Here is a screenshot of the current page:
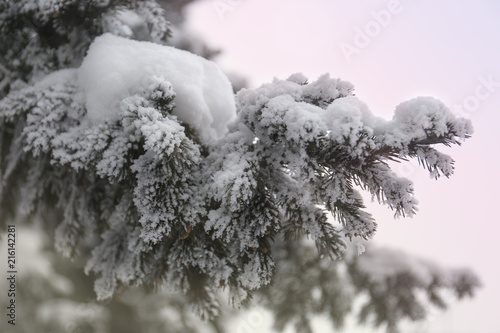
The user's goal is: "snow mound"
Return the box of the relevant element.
[78,33,236,141]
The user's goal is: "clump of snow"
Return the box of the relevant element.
[380,96,473,148]
[286,72,308,84]
[78,33,236,141]
[355,247,444,286]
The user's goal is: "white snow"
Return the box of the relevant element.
[78,33,236,141]
[355,246,446,286]
[35,68,78,88]
[381,96,473,148]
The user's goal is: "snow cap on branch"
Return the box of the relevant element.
[78,33,236,141]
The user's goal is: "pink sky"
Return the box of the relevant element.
[187,1,500,332]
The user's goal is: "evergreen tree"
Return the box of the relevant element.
[0,1,480,332]
[0,0,171,97]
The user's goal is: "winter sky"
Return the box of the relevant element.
[186,1,500,332]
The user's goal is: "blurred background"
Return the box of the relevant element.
[184,0,500,332]
[1,0,499,332]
